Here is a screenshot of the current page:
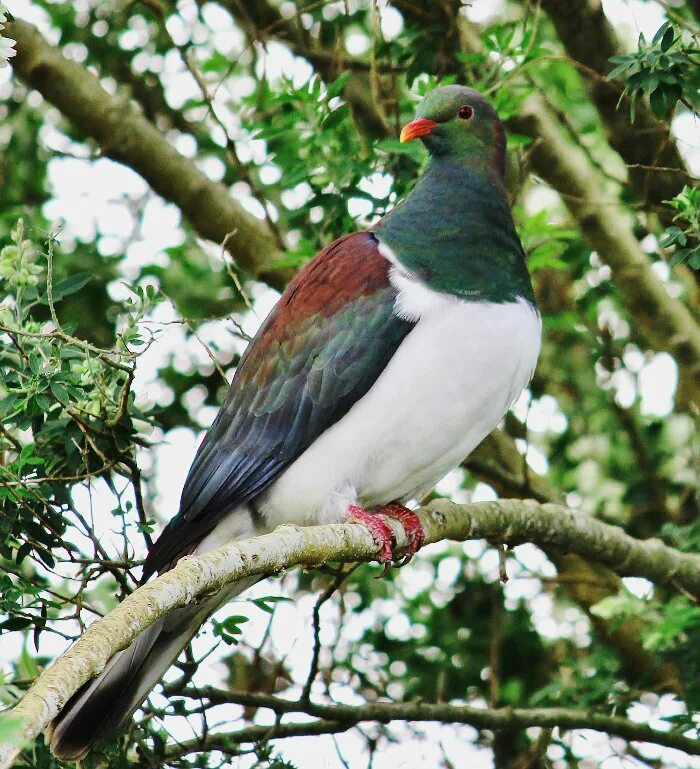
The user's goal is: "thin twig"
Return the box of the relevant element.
[301,565,356,703]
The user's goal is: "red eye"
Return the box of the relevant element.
[458,104,474,120]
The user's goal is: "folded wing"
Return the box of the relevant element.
[143,231,414,578]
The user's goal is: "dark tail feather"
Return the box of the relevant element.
[48,578,256,761]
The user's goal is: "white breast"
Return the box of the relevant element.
[259,248,541,528]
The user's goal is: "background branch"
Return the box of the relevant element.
[164,687,700,757]
[6,19,291,290]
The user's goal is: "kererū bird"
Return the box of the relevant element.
[49,85,540,760]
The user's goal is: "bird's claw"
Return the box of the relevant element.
[347,505,394,566]
[378,503,425,566]
[348,503,425,576]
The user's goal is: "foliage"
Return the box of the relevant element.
[608,21,700,120]
[661,185,700,269]
[0,219,158,650]
[0,3,16,68]
[241,73,379,267]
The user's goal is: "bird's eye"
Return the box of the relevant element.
[458,104,474,120]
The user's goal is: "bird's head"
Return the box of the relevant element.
[400,86,506,177]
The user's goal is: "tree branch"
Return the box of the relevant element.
[155,720,349,765]
[6,18,290,290]
[166,687,700,757]
[1,498,699,767]
[464,431,557,504]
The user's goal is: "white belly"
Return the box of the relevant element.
[258,276,541,528]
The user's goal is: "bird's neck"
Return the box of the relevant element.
[376,158,535,306]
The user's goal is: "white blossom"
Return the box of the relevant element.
[0,2,16,68]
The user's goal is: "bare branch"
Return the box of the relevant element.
[169,687,700,757]
[157,720,349,764]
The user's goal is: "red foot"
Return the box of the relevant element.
[377,503,425,565]
[348,505,394,564]
[347,503,425,573]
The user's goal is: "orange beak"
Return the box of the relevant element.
[399,118,438,143]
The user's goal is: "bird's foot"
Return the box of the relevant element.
[347,503,425,575]
[376,503,425,566]
[347,505,394,565]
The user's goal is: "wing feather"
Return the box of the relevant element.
[143,232,414,578]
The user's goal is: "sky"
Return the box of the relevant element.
[1,0,699,767]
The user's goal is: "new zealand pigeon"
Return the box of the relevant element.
[49,85,540,760]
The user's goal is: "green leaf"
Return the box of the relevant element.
[212,614,250,645]
[590,592,646,622]
[326,71,351,100]
[252,596,292,614]
[47,271,92,303]
[506,134,534,148]
[15,543,32,565]
[49,381,70,402]
[0,715,26,747]
[0,616,33,631]
[660,25,675,52]
[642,597,700,651]
[201,50,231,74]
[649,84,677,118]
[607,62,632,80]
[220,614,249,630]
[28,351,42,374]
[322,104,349,131]
[652,21,671,46]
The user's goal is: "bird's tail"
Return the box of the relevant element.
[48,575,257,761]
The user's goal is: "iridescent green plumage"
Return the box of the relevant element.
[377,86,534,305]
